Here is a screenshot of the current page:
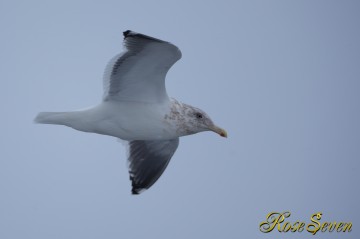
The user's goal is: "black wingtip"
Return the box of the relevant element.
[122,30,167,44]
[123,30,132,38]
[132,187,147,195]
[130,175,143,195]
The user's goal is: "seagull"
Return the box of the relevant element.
[35,30,227,194]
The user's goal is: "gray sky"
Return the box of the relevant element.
[1,1,359,238]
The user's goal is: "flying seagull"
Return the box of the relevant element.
[35,30,227,194]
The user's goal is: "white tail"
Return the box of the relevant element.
[34,112,69,125]
[34,110,93,133]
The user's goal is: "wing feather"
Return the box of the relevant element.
[103,31,182,103]
[127,138,179,194]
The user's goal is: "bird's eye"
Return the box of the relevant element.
[195,113,203,119]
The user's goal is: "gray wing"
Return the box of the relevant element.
[103,30,182,103]
[127,138,179,194]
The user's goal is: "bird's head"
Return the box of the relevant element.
[176,103,227,138]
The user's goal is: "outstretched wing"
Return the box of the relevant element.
[127,138,179,194]
[103,30,182,103]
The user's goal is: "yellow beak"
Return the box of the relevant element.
[210,125,228,138]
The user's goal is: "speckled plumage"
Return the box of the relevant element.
[164,98,215,136]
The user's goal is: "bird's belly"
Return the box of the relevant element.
[101,119,176,140]
[93,101,177,140]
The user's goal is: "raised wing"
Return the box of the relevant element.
[103,30,182,103]
[127,138,179,194]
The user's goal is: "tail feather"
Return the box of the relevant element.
[34,110,92,133]
[34,112,67,125]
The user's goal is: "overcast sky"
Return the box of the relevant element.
[1,1,359,238]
